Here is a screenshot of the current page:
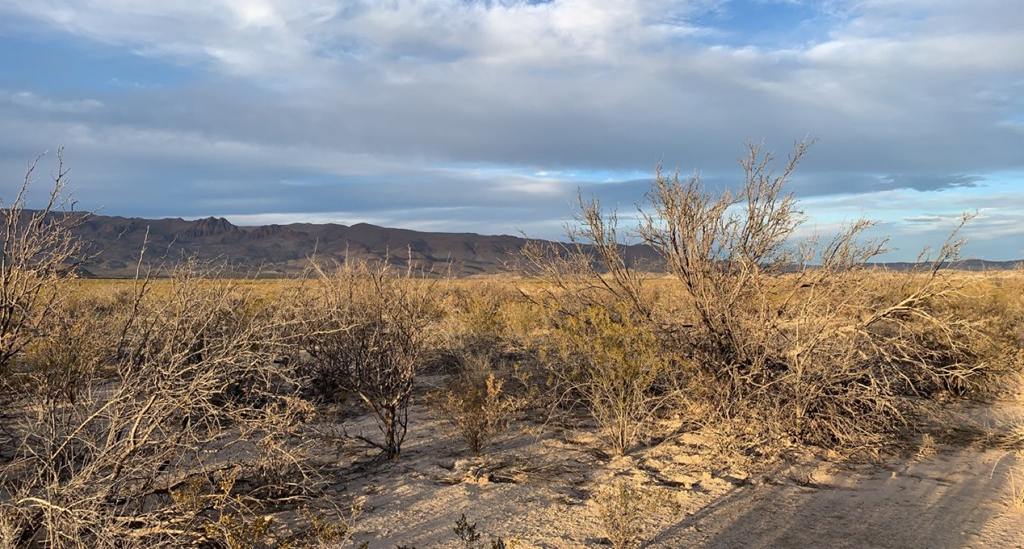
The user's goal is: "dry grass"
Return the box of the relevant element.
[3,265,1021,546]
[1007,461,1024,509]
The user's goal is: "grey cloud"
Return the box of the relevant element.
[786,172,989,197]
[876,174,984,192]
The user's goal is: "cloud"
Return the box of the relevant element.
[875,174,984,192]
[4,1,1021,171]
[0,0,1021,258]
[8,91,104,114]
[902,214,949,224]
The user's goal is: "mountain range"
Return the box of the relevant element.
[40,213,1023,278]
[70,213,659,277]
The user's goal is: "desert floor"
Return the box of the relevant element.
[314,376,1024,548]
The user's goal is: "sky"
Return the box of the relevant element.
[1,0,1022,261]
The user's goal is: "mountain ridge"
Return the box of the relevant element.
[68,212,591,277]
[21,211,1024,277]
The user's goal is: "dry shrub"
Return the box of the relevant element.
[13,292,118,406]
[435,351,524,455]
[444,281,515,351]
[0,259,313,548]
[929,272,1024,395]
[169,469,367,549]
[640,141,992,452]
[293,259,440,459]
[185,468,275,549]
[527,140,1004,457]
[429,279,546,383]
[519,191,652,323]
[394,514,508,549]
[300,503,368,549]
[0,148,89,399]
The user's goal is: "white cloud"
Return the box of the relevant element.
[0,0,1022,257]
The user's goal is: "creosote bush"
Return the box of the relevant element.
[547,302,669,455]
[641,142,988,451]
[594,481,646,549]
[593,480,677,549]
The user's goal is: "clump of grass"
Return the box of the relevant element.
[593,480,677,549]
[435,352,524,456]
[1008,463,1024,510]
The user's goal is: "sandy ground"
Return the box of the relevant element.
[318,378,1023,549]
[678,447,1021,549]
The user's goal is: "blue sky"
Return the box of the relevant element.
[1,0,1022,260]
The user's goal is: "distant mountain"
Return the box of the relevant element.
[66,213,660,277]
[871,259,1024,272]
[14,212,1020,278]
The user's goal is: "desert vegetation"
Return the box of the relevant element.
[1,145,1022,547]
